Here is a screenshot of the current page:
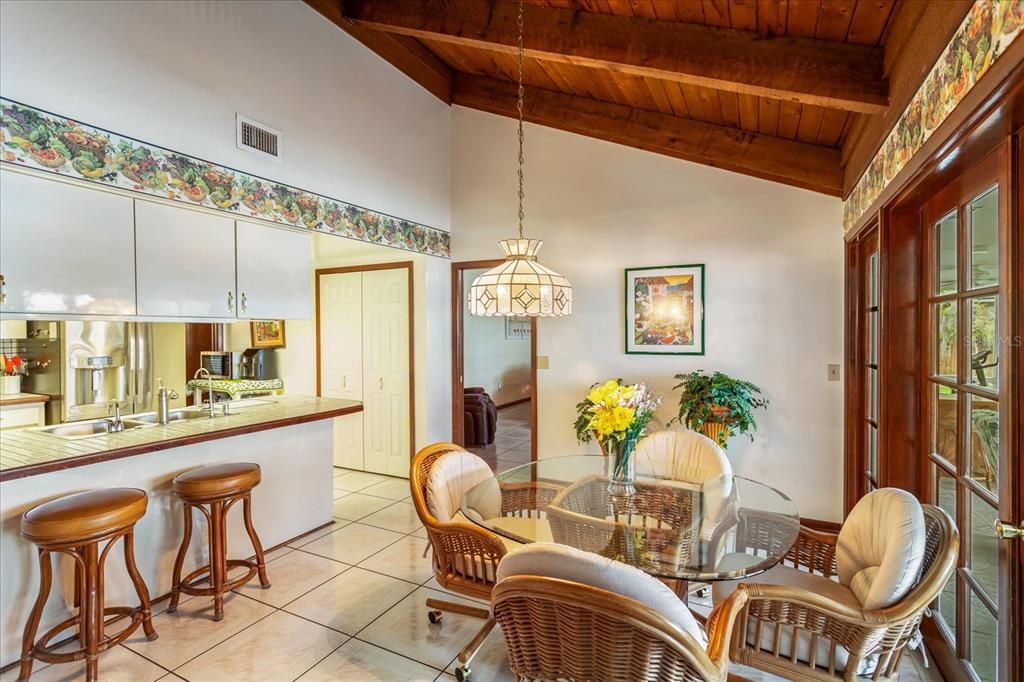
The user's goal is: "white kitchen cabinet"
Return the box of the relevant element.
[236,221,311,320]
[0,170,136,316]
[0,402,46,430]
[135,201,237,318]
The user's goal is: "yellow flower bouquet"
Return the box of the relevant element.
[575,379,660,495]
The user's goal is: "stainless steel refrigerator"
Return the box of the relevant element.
[22,321,155,423]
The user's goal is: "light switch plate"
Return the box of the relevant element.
[537,355,550,370]
[828,364,841,381]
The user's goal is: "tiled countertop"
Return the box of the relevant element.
[0,395,361,481]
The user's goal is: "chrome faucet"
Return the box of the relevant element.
[106,399,125,432]
[193,367,216,418]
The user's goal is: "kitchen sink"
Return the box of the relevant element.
[129,408,213,424]
[35,419,152,440]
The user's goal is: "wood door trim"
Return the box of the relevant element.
[315,261,416,462]
[451,260,538,462]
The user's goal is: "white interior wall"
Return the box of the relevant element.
[451,107,846,522]
[462,268,532,405]
[0,0,451,231]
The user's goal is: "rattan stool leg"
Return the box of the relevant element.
[209,500,226,621]
[82,542,100,682]
[242,494,271,588]
[123,531,158,640]
[17,549,51,681]
[167,502,193,613]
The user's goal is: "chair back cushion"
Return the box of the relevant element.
[426,449,500,523]
[496,543,707,646]
[635,429,731,483]
[837,488,926,610]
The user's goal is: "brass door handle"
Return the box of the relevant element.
[995,519,1023,539]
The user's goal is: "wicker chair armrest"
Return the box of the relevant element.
[428,517,508,561]
[499,481,564,515]
[704,587,748,670]
[740,582,865,623]
[783,525,839,577]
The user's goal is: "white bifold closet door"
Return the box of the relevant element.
[318,267,409,476]
[361,268,410,477]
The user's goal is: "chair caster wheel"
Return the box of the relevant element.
[455,665,470,681]
[428,609,443,624]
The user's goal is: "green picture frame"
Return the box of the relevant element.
[624,264,705,356]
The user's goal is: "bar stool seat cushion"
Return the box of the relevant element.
[22,488,148,543]
[173,462,261,498]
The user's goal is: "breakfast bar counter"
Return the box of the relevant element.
[0,395,361,480]
[0,395,360,667]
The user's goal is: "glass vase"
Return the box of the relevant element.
[604,436,638,496]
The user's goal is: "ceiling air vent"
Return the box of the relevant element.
[236,114,280,161]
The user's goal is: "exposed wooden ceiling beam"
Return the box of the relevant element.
[305,0,453,103]
[453,74,842,196]
[343,0,888,114]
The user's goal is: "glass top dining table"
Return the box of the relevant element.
[461,455,801,583]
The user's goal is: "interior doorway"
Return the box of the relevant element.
[451,260,537,471]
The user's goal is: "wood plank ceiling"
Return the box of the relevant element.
[306,0,913,196]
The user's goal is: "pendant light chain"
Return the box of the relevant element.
[516,0,525,240]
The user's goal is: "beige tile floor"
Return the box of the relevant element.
[4,464,941,682]
[468,402,533,474]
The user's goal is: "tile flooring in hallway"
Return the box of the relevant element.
[467,401,532,474]
[2,465,940,682]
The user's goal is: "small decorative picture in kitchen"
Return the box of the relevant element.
[625,264,704,355]
[251,320,286,349]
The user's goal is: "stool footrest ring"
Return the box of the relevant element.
[34,606,152,664]
[178,559,259,597]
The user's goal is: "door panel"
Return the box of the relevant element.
[135,201,236,318]
[318,272,363,469]
[361,268,410,477]
[0,170,136,316]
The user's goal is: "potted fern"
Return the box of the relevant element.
[671,370,768,448]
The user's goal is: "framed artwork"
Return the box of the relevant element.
[250,320,286,349]
[625,264,705,355]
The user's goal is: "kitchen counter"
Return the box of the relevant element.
[0,391,49,406]
[0,394,361,481]
[0,393,359,666]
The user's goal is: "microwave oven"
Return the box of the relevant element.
[200,351,235,379]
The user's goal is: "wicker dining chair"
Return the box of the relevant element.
[714,489,959,681]
[410,442,559,681]
[492,543,750,681]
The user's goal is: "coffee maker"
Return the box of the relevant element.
[238,348,278,380]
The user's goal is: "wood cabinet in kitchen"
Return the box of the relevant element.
[235,220,311,320]
[135,201,237,318]
[0,170,136,316]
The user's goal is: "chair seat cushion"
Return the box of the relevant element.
[498,543,707,647]
[713,562,861,672]
[22,488,148,543]
[173,462,261,498]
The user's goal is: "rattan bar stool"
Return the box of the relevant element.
[167,462,271,621]
[18,488,157,682]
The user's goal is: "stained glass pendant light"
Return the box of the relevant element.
[467,0,572,318]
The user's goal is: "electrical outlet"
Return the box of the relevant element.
[537,355,550,370]
[828,364,841,381]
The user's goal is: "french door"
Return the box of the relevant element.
[922,143,1018,682]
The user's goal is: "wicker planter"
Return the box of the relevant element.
[698,405,733,446]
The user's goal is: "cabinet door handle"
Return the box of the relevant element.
[378,377,384,390]
[227,291,234,313]
[241,292,247,313]
[0,274,6,305]
[342,375,347,389]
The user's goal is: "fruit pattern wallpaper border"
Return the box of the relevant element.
[0,98,451,258]
[843,0,1023,234]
